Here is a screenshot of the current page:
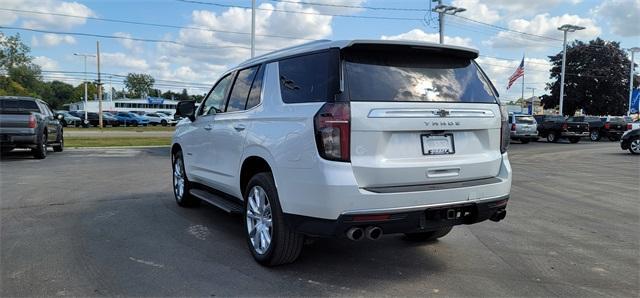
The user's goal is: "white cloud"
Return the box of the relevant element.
[486,13,601,49]
[381,29,473,48]
[101,52,149,72]
[33,56,59,70]
[477,56,552,100]
[113,32,144,54]
[592,0,640,37]
[453,0,500,24]
[1,0,94,30]
[31,33,76,47]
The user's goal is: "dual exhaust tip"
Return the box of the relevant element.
[346,226,383,241]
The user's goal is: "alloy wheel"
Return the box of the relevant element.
[246,186,273,255]
[173,157,185,201]
[631,139,640,154]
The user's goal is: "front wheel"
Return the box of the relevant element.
[629,137,640,155]
[547,133,559,143]
[404,227,453,242]
[161,120,168,126]
[244,172,304,266]
[590,130,601,141]
[569,137,581,143]
[53,134,64,152]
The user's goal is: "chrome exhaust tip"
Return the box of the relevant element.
[365,226,383,240]
[346,227,364,241]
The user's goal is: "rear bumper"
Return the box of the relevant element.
[276,152,512,221]
[561,131,589,137]
[284,196,509,237]
[0,133,37,147]
[510,131,538,139]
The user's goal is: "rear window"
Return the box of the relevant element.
[515,116,535,124]
[344,50,496,103]
[0,99,39,114]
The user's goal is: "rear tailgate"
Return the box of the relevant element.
[343,44,503,189]
[350,103,502,188]
[566,121,589,133]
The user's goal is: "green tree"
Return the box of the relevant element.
[542,38,634,116]
[124,73,155,98]
[0,33,33,70]
[179,88,189,101]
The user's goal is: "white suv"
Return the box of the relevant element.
[171,40,512,266]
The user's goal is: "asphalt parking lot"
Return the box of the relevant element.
[1,141,638,297]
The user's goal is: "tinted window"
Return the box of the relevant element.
[226,66,259,112]
[345,50,496,103]
[515,116,535,124]
[0,99,39,114]
[200,74,233,116]
[278,51,339,103]
[246,65,264,110]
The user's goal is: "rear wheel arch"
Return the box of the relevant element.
[171,143,183,161]
[240,156,273,195]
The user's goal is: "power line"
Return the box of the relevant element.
[0,26,277,51]
[450,15,562,42]
[267,0,429,11]
[40,70,212,86]
[176,0,424,21]
[0,7,314,41]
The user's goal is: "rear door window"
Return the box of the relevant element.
[344,50,497,103]
[246,65,265,110]
[278,51,339,103]
[226,65,259,112]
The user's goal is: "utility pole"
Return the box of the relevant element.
[96,41,103,129]
[628,47,640,116]
[432,1,466,44]
[73,52,95,126]
[557,24,585,116]
[251,0,255,57]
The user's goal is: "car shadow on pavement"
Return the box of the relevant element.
[0,149,41,161]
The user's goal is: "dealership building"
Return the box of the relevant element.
[68,97,180,114]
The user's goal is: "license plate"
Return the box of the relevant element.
[421,134,455,155]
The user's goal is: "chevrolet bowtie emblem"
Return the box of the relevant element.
[436,109,450,117]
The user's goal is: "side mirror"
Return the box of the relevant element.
[176,100,196,122]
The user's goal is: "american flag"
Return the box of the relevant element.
[507,57,525,90]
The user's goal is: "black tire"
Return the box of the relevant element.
[244,172,304,266]
[32,132,47,159]
[404,227,453,242]
[53,133,64,152]
[521,139,530,144]
[547,133,559,143]
[628,137,640,155]
[569,137,580,143]
[589,130,601,141]
[172,151,199,207]
[161,120,168,126]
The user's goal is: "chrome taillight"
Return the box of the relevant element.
[314,102,350,162]
[500,105,510,154]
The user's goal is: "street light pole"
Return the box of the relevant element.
[432,1,466,44]
[251,0,255,57]
[628,47,640,116]
[557,24,585,116]
[73,53,96,126]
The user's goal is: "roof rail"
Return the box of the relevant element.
[242,39,331,64]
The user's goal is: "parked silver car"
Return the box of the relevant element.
[509,113,538,143]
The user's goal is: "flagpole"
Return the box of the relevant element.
[521,55,525,113]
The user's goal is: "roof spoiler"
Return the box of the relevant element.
[343,41,479,60]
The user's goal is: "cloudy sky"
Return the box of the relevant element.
[1,0,638,100]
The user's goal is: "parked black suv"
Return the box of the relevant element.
[567,116,625,141]
[534,114,589,143]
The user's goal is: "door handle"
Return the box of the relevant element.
[233,124,246,131]
[204,124,213,131]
